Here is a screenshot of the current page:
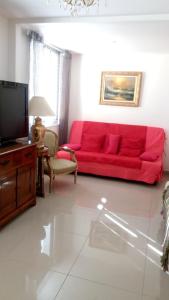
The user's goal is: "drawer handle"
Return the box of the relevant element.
[0,159,10,166]
[25,152,32,158]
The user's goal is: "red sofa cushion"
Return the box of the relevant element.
[75,151,142,169]
[81,134,105,152]
[103,134,121,154]
[119,137,145,157]
[140,151,159,161]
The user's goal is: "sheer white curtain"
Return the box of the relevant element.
[29,31,72,144]
[29,39,60,126]
[58,51,71,145]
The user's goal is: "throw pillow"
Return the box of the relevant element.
[140,151,159,161]
[103,134,121,154]
[81,134,105,152]
[119,137,145,157]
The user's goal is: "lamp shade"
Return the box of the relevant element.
[29,96,55,116]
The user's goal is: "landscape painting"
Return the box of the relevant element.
[100,71,142,107]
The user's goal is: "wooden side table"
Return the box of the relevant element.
[36,146,48,197]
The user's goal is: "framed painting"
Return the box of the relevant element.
[100,71,142,107]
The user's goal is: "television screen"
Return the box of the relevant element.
[0,80,28,146]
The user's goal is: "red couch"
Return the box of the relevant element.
[62,120,165,184]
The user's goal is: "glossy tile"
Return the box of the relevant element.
[37,271,65,300]
[0,213,34,257]
[143,247,169,299]
[70,219,146,294]
[142,297,158,300]
[55,276,141,300]
[0,173,169,300]
[8,230,86,274]
[36,202,98,237]
[117,213,150,234]
[44,174,104,211]
[148,204,165,245]
[95,180,154,218]
[51,207,98,236]
[0,258,66,300]
[97,209,149,253]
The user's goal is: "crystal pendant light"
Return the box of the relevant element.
[60,0,99,15]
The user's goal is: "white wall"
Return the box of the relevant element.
[69,51,169,170]
[8,22,30,84]
[15,24,30,84]
[0,18,29,84]
[0,16,8,80]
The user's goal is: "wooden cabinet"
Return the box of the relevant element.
[0,143,36,228]
[0,170,17,220]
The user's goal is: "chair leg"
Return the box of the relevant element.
[49,175,52,193]
[49,171,53,193]
[74,170,77,184]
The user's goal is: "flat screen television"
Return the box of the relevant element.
[0,80,28,147]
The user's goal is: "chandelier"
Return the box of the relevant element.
[59,0,99,15]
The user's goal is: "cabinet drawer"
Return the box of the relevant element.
[22,147,36,163]
[13,152,22,166]
[0,154,13,175]
[0,170,17,220]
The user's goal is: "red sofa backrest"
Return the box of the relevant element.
[69,120,165,156]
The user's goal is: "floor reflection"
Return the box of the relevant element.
[89,197,167,272]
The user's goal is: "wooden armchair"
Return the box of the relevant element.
[44,129,77,193]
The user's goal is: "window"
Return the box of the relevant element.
[28,31,71,144]
[29,39,61,126]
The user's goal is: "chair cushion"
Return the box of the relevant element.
[57,150,71,160]
[44,158,77,175]
[103,134,121,154]
[81,134,105,152]
[119,137,145,157]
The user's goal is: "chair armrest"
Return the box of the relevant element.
[59,146,77,163]
[59,146,74,154]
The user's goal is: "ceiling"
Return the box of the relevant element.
[1,0,169,54]
[34,21,169,54]
[0,0,169,19]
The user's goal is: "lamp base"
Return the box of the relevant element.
[31,117,46,149]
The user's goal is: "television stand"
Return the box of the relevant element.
[0,142,36,228]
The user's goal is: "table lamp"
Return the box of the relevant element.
[29,96,55,148]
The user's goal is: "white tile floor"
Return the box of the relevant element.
[0,174,169,300]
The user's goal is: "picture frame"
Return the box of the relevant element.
[100,71,142,107]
